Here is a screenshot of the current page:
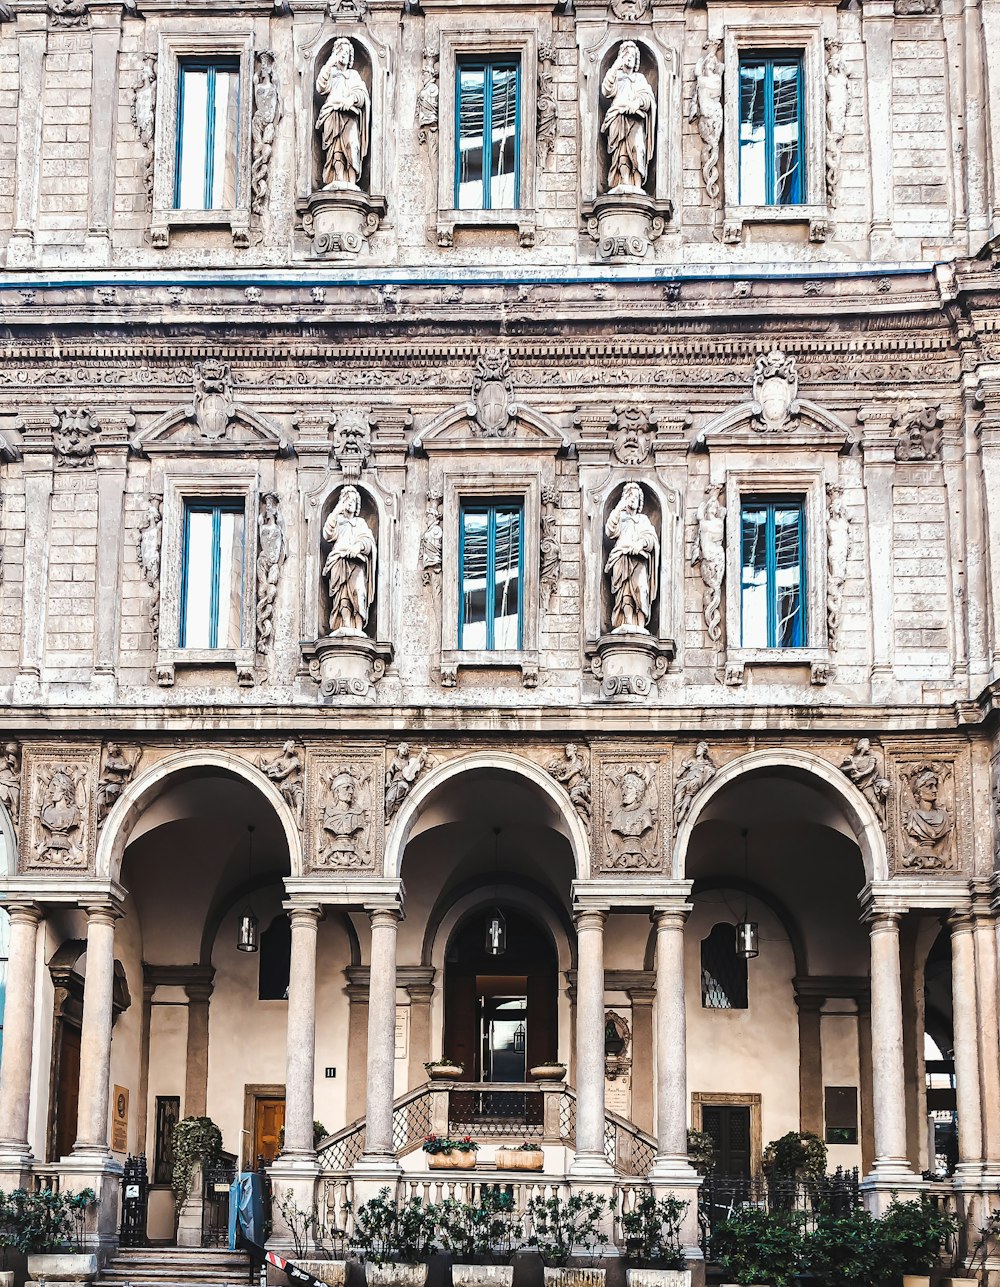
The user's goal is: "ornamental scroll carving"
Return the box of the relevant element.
[898,761,956,871]
[537,43,557,168]
[22,750,96,870]
[540,485,561,609]
[256,491,287,654]
[415,47,439,149]
[688,41,724,207]
[601,762,661,870]
[419,492,443,587]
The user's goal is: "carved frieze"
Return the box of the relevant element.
[21,747,97,871]
[673,742,717,829]
[546,743,592,822]
[597,760,664,871]
[826,484,851,653]
[310,751,383,871]
[256,742,305,829]
[385,743,436,820]
[256,491,287,654]
[691,484,726,646]
[52,408,99,467]
[96,744,141,828]
[251,51,280,220]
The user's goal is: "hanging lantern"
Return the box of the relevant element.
[238,908,260,953]
[486,907,507,956]
[513,1022,525,1052]
[735,920,759,959]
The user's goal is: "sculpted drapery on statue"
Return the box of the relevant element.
[604,481,659,634]
[323,485,377,636]
[316,37,370,189]
[601,42,656,192]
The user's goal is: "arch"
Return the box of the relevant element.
[384,751,591,879]
[96,749,304,883]
[672,747,887,884]
[426,883,574,977]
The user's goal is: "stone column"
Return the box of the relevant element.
[344,968,370,1124]
[866,910,915,1186]
[570,909,613,1178]
[359,908,400,1171]
[283,907,322,1160]
[0,905,42,1168]
[950,912,984,1178]
[974,903,1000,1180]
[626,984,655,1136]
[183,972,215,1121]
[73,906,119,1158]
[795,989,825,1139]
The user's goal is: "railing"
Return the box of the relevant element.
[698,1168,862,1259]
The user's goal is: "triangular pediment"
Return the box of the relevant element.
[133,404,291,456]
[414,403,568,453]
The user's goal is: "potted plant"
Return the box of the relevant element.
[440,1189,520,1287]
[620,1191,690,1286]
[801,1211,898,1287]
[713,1206,804,1287]
[351,1188,438,1287]
[880,1195,958,1287]
[686,1130,716,1175]
[529,1062,567,1082]
[526,1190,608,1287]
[424,1059,465,1080]
[7,1186,98,1283]
[958,1206,1000,1287]
[274,1188,347,1285]
[422,1134,479,1170]
[495,1142,545,1172]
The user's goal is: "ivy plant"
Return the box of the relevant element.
[171,1116,223,1209]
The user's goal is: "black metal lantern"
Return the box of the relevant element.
[486,907,507,956]
[237,824,259,954]
[736,827,759,959]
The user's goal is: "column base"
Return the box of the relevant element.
[53,1154,123,1257]
[568,1152,616,1181]
[860,1161,921,1213]
[0,1143,35,1191]
[268,1161,322,1254]
[352,1154,402,1178]
[647,1154,702,1185]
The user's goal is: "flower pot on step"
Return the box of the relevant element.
[26,1252,99,1283]
[296,1262,347,1286]
[428,1150,477,1170]
[452,1266,514,1287]
[495,1148,544,1171]
[626,1271,691,1287]
[367,1263,430,1287]
[542,1269,606,1287]
[530,1064,566,1082]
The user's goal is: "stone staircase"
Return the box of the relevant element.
[95,1247,253,1287]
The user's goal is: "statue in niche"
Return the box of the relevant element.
[688,41,724,204]
[901,763,954,870]
[317,768,370,867]
[323,485,377,636]
[316,37,370,189]
[96,743,141,828]
[673,742,718,827]
[839,738,890,826]
[546,743,592,821]
[601,42,656,193]
[604,481,659,634]
[0,741,21,823]
[385,743,436,819]
[35,765,88,866]
[691,485,726,645]
[257,741,304,829]
[604,764,658,869]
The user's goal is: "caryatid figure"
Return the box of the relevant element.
[601,41,656,192]
[316,37,371,188]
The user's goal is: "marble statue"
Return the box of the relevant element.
[258,741,304,829]
[839,738,890,825]
[688,41,724,204]
[323,485,377,636]
[546,743,592,821]
[316,37,370,188]
[604,481,659,634]
[601,42,656,192]
[96,743,140,827]
[691,485,726,645]
[673,742,718,826]
[0,741,21,822]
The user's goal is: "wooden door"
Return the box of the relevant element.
[701,1104,752,1178]
[54,1023,81,1160]
[444,971,479,1078]
[253,1097,285,1165]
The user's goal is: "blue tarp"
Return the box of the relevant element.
[229,1171,266,1252]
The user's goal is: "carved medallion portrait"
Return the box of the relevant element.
[21,746,98,872]
[309,750,384,873]
[598,760,664,871]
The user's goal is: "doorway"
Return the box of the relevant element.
[51,1022,81,1160]
[693,1091,762,1178]
[243,1086,285,1167]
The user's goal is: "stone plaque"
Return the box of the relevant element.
[112,1085,129,1153]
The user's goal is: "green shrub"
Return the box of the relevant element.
[803,1211,900,1287]
[880,1195,957,1274]
[2,1187,97,1255]
[713,1206,804,1287]
[620,1191,687,1269]
[439,1189,519,1263]
[526,1191,607,1267]
[350,1187,438,1265]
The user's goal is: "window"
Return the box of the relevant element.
[175,60,240,210]
[180,499,245,649]
[455,60,520,211]
[153,1095,180,1185]
[740,499,806,648]
[738,54,804,205]
[824,1086,858,1145]
[459,502,523,650]
[258,914,291,1002]
[701,923,749,1010]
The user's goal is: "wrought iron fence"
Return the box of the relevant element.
[699,1168,862,1259]
[449,1089,544,1138]
[202,1160,237,1247]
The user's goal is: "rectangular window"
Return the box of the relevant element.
[153,1095,180,1186]
[175,60,241,210]
[738,54,804,205]
[459,502,523,650]
[180,500,245,649]
[824,1085,858,1145]
[455,59,520,211]
[740,498,806,648]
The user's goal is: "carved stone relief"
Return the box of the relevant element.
[898,761,956,871]
[750,349,800,433]
[605,481,659,634]
[839,739,890,827]
[895,406,944,461]
[256,491,287,654]
[52,408,99,467]
[0,741,21,829]
[419,492,443,587]
[310,753,383,870]
[537,42,557,168]
[825,41,849,206]
[22,751,96,870]
[540,485,560,609]
[317,37,370,190]
[136,494,162,641]
[385,743,436,819]
[546,743,592,821]
[688,41,724,207]
[323,485,376,636]
[602,42,656,194]
[331,408,372,479]
[132,54,157,209]
[191,361,235,440]
[256,742,304,829]
[826,484,851,653]
[993,761,1000,865]
[251,51,280,220]
[48,0,88,26]
[673,742,717,828]
[611,407,657,465]
[470,349,517,438]
[691,484,726,646]
[96,744,141,828]
[415,47,439,149]
[600,762,661,870]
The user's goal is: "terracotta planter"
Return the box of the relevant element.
[367,1264,429,1287]
[495,1148,544,1171]
[530,1065,566,1081]
[26,1252,98,1283]
[296,1262,347,1286]
[542,1270,606,1287]
[452,1266,514,1287]
[626,1272,691,1287]
[425,1064,465,1080]
[428,1149,477,1169]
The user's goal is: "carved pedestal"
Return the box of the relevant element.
[583,192,672,262]
[588,633,673,700]
[301,188,387,260]
[304,635,393,700]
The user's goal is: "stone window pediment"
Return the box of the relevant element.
[132,362,291,458]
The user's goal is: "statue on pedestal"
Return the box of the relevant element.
[316,37,370,188]
[601,42,656,192]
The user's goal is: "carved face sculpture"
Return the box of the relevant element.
[620,772,645,808]
[914,770,940,808]
[333,776,356,808]
[333,37,353,70]
[622,482,643,515]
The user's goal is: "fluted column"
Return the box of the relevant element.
[570,909,613,1178]
[73,905,119,1158]
[359,908,400,1170]
[950,912,984,1178]
[0,905,43,1164]
[282,907,321,1160]
[866,910,914,1183]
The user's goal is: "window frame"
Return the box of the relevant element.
[737,52,806,208]
[174,58,242,213]
[150,28,255,248]
[179,497,247,651]
[738,495,807,649]
[454,58,522,213]
[458,499,525,651]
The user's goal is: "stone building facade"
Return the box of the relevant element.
[0,0,997,1275]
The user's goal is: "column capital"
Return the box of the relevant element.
[368,906,401,931]
[574,908,607,932]
[184,980,215,1004]
[84,903,121,927]
[652,904,692,932]
[947,909,977,936]
[865,907,902,932]
[4,903,43,928]
[287,904,323,929]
